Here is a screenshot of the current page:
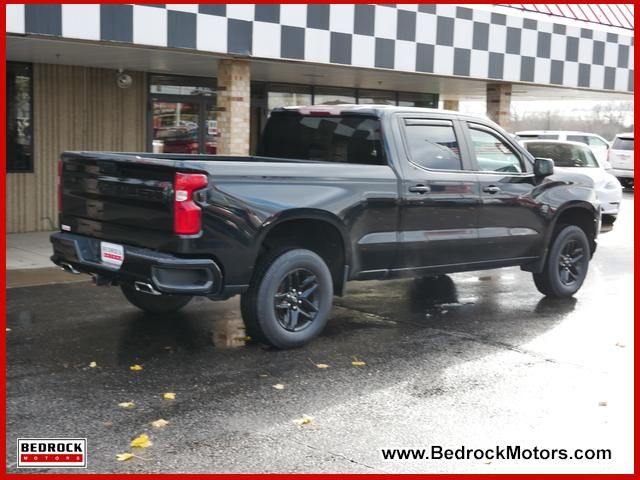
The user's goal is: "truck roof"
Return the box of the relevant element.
[516,130,602,136]
[614,132,633,139]
[273,104,472,119]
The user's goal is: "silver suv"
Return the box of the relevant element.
[608,133,634,188]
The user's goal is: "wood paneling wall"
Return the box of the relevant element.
[6,64,147,233]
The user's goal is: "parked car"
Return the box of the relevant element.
[608,132,634,189]
[515,130,610,166]
[51,106,601,348]
[521,140,622,224]
[154,125,217,154]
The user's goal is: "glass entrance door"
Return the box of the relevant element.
[148,74,218,155]
[150,98,217,154]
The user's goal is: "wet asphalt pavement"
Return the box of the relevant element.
[6,192,634,474]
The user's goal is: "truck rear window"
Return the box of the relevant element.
[612,137,634,151]
[260,113,386,165]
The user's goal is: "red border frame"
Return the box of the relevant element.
[2,1,637,477]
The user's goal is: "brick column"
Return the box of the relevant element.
[486,83,512,130]
[216,59,250,155]
[443,99,459,111]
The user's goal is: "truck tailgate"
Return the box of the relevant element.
[60,153,177,247]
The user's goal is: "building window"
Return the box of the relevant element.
[313,86,356,105]
[149,74,215,96]
[7,62,34,172]
[398,92,438,108]
[267,83,312,112]
[357,89,396,105]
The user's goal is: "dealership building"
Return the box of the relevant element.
[6,3,634,233]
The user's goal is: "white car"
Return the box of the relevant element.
[516,130,610,166]
[522,140,622,223]
[608,133,634,189]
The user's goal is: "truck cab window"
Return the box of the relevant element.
[260,114,386,166]
[403,123,462,170]
[470,128,523,173]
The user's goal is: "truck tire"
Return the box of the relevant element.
[619,178,633,189]
[241,248,333,349]
[120,284,192,314]
[533,225,590,298]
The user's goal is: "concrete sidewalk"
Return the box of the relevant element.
[6,231,55,269]
[6,231,89,288]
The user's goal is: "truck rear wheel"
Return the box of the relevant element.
[241,248,333,349]
[120,284,192,314]
[533,225,590,298]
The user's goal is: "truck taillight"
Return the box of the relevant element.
[174,172,208,235]
[57,160,63,213]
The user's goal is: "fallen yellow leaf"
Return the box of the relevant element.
[116,452,134,462]
[316,363,330,369]
[151,419,169,428]
[162,392,176,400]
[351,361,366,366]
[6,328,12,332]
[293,414,314,426]
[129,364,143,371]
[118,401,135,409]
[233,335,252,342]
[130,433,152,448]
[89,361,97,368]
[272,384,285,390]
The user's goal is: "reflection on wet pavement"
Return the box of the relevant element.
[210,310,248,349]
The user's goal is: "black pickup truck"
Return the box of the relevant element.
[51,105,600,348]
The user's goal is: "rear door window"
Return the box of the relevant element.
[260,113,386,165]
[402,120,462,171]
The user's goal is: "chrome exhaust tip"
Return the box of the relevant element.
[134,281,162,296]
[60,262,81,274]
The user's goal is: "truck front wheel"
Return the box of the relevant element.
[120,284,192,313]
[533,225,590,298]
[241,248,333,349]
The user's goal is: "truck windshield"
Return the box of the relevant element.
[260,113,386,165]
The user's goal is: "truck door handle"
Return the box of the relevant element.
[483,185,501,194]
[409,184,431,194]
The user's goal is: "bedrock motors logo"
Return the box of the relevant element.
[17,439,87,468]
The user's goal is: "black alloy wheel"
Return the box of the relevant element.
[556,239,586,287]
[533,225,590,298]
[273,268,319,332]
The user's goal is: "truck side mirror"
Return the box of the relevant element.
[534,157,554,177]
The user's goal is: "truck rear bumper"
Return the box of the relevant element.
[50,232,223,295]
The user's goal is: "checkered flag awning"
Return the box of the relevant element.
[6,4,634,93]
